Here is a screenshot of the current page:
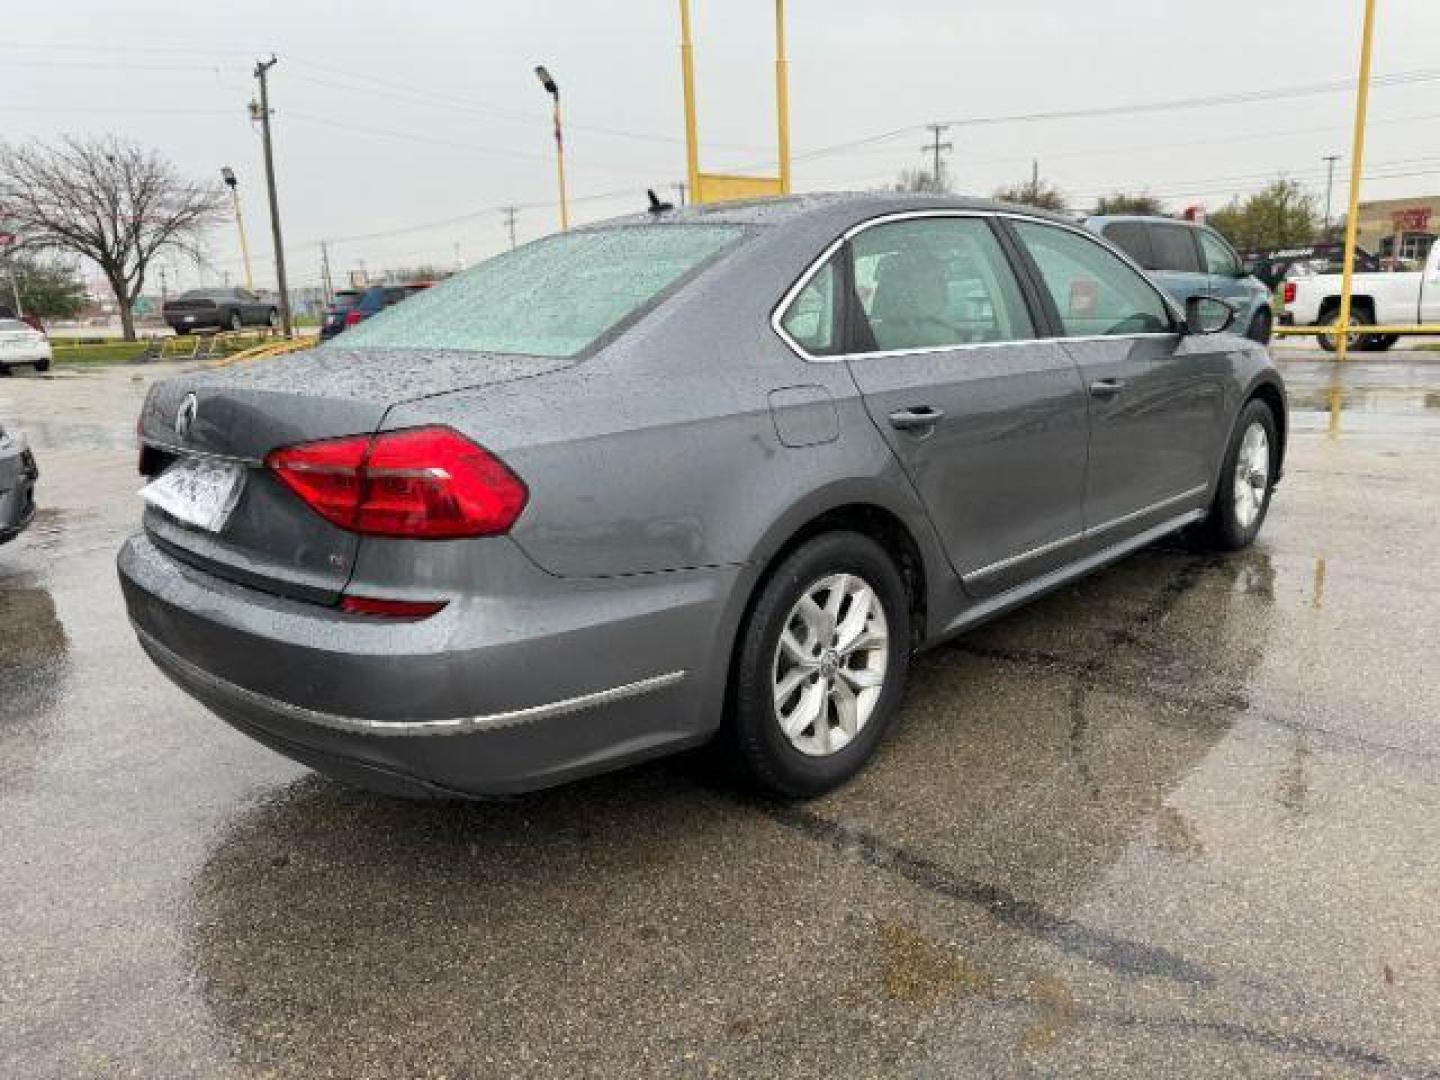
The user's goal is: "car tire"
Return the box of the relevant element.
[1197,399,1278,551]
[1245,307,1273,345]
[1361,334,1399,352]
[175,327,190,336]
[34,358,50,373]
[1316,307,1371,352]
[725,531,911,798]
[267,308,279,329]
[227,310,242,332]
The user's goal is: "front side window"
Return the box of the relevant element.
[1198,229,1242,277]
[779,253,841,355]
[336,224,744,357]
[849,217,1035,352]
[1013,221,1174,337]
[1149,224,1203,273]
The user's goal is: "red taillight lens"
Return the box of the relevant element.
[343,309,364,327]
[265,426,528,538]
[339,595,448,619]
[1282,281,1296,304]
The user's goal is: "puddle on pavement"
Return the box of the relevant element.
[0,584,70,789]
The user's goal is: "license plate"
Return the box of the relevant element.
[141,458,245,532]
[183,315,196,323]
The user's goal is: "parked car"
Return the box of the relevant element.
[163,288,279,334]
[318,289,363,342]
[0,318,52,373]
[0,305,45,335]
[0,420,38,546]
[322,284,429,341]
[119,194,1285,800]
[1284,240,1440,352]
[1242,243,1380,289]
[1084,215,1275,344]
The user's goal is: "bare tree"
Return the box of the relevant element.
[1092,192,1165,216]
[894,164,952,195]
[993,176,1068,213]
[0,136,227,340]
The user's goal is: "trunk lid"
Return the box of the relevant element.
[138,345,576,602]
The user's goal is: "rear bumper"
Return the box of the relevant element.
[0,346,50,368]
[0,436,38,544]
[118,531,738,796]
[165,312,223,330]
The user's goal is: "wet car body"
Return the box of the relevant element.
[118,193,1285,799]
[0,422,39,545]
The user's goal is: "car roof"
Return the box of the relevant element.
[588,192,1079,234]
[1085,214,1204,229]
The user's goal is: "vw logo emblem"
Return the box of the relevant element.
[175,393,199,440]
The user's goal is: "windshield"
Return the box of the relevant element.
[333,224,744,357]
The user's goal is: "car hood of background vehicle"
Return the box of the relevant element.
[140,346,580,461]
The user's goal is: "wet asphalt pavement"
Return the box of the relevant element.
[2,352,1439,1078]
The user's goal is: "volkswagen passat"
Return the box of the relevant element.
[119,194,1286,799]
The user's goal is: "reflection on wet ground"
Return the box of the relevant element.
[2,355,1439,1076]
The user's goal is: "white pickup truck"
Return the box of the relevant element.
[1284,242,1440,351]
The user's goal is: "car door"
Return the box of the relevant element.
[1007,218,1227,539]
[829,213,1091,597]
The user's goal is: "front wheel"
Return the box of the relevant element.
[227,310,243,332]
[1198,400,1277,551]
[267,308,279,329]
[1361,334,1399,352]
[34,358,51,373]
[725,532,911,797]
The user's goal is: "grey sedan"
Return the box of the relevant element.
[118,194,1285,799]
[0,421,38,546]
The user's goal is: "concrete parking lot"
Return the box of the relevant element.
[2,352,1438,1077]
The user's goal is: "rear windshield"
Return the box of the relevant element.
[333,224,744,357]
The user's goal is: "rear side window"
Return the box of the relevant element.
[336,224,744,357]
[1149,224,1203,272]
[1101,222,1155,269]
[848,217,1035,352]
[1013,221,1173,337]
[779,253,842,356]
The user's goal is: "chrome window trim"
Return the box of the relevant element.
[966,484,1209,581]
[770,207,1183,364]
[135,622,686,738]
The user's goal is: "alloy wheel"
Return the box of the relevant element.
[1233,421,1270,529]
[772,573,889,757]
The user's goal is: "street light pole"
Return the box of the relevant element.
[252,56,293,337]
[1335,0,1376,363]
[220,166,254,292]
[534,65,569,231]
[1322,155,1341,236]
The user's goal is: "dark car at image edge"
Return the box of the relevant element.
[0,421,39,546]
[119,193,1286,801]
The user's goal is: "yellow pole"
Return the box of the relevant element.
[230,186,254,292]
[1335,0,1376,362]
[679,0,701,201]
[552,97,569,231]
[775,0,791,195]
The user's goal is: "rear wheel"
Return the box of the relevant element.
[1361,334,1399,352]
[725,531,911,797]
[34,358,50,373]
[1316,307,1371,352]
[267,308,279,329]
[1245,307,1273,345]
[1198,399,1277,551]
[227,310,242,332]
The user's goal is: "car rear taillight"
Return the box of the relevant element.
[265,425,528,538]
[343,309,364,327]
[1282,281,1296,304]
[338,595,448,619]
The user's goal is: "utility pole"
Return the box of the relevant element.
[1322,154,1341,236]
[319,241,334,306]
[921,123,952,189]
[501,206,518,250]
[159,265,169,305]
[1031,158,1040,202]
[251,57,292,337]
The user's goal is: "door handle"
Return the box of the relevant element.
[1089,379,1127,398]
[888,406,945,431]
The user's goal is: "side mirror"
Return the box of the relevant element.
[1184,295,1238,335]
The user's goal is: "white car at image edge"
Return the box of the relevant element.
[0,318,53,374]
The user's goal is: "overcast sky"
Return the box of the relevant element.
[5,0,1439,292]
